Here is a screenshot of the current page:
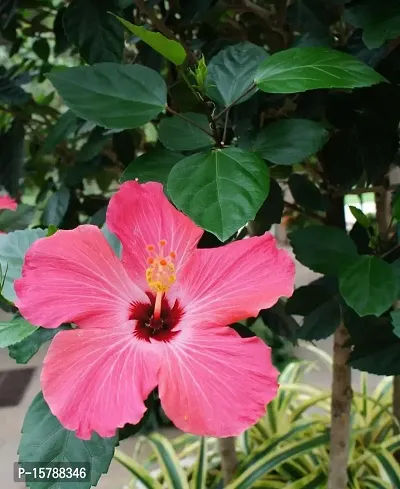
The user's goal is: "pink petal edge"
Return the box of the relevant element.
[0,195,17,211]
[106,181,203,290]
[15,225,149,329]
[42,328,161,439]
[158,322,279,436]
[171,233,295,326]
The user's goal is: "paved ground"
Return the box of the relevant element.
[0,243,383,488]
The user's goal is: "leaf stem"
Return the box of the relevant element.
[165,106,214,138]
[381,242,400,260]
[284,201,325,223]
[222,108,230,145]
[213,83,256,120]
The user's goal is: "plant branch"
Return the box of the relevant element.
[218,437,238,485]
[333,185,396,198]
[381,243,400,260]
[166,106,214,138]
[222,109,230,145]
[284,201,325,223]
[213,83,256,120]
[134,0,197,64]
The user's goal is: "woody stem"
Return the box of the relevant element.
[154,292,163,321]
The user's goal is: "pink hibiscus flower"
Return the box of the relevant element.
[0,194,17,211]
[0,194,17,234]
[15,181,295,440]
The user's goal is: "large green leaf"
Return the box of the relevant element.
[255,47,386,93]
[0,204,35,232]
[0,317,38,348]
[167,148,270,241]
[346,1,400,50]
[159,113,214,151]
[288,173,327,211]
[391,310,400,339]
[253,119,329,165]
[206,42,268,107]
[290,226,358,275]
[287,278,340,341]
[0,228,47,303]
[47,64,167,129]
[39,110,77,155]
[63,0,124,64]
[42,187,70,226]
[339,255,397,316]
[297,295,341,341]
[121,149,183,185]
[8,325,71,364]
[18,392,117,489]
[114,16,186,65]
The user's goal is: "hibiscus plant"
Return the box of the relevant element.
[0,1,400,489]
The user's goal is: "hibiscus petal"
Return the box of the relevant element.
[173,233,295,326]
[0,195,17,211]
[158,323,278,436]
[42,328,161,439]
[15,225,148,328]
[106,181,203,288]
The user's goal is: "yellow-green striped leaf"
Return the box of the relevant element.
[284,469,325,488]
[191,438,207,489]
[374,449,400,486]
[226,432,329,489]
[147,433,190,489]
[113,448,162,489]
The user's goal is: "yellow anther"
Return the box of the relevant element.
[145,239,176,293]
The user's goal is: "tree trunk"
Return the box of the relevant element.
[218,437,238,485]
[327,323,352,489]
[327,195,353,489]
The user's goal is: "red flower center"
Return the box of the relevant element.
[129,293,183,342]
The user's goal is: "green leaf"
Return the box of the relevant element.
[191,438,207,489]
[42,187,70,226]
[339,255,397,316]
[32,38,50,62]
[114,448,162,489]
[77,127,109,163]
[392,194,400,221]
[297,295,341,341]
[0,317,38,348]
[18,392,117,489]
[346,1,400,50]
[114,16,186,65]
[101,223,121,258]
[147,433,189,489]
[206,42,268,107]
[253,119,329,165]
[167,148,270,241]
[47,64,167,129]
[255,47,386,93]
[0,204,35,232]
[40,110,77,155]
[251,178,284,234]
[159,113,214,151]
[391,310,400,339]
[121,149,183,185]
[349,205,371,228]
[0,229,47,303]
[288,173,327,211]
[63,0,124,64]
[290,226,358,275]
[8,325,70,364]
[225,432,329,489]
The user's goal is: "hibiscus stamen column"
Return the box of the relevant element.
[145,241,176,321]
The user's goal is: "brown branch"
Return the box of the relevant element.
[166,106,214,138]
[213,83,256,120]
[284,201,325,223]
[134,0,197,65]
